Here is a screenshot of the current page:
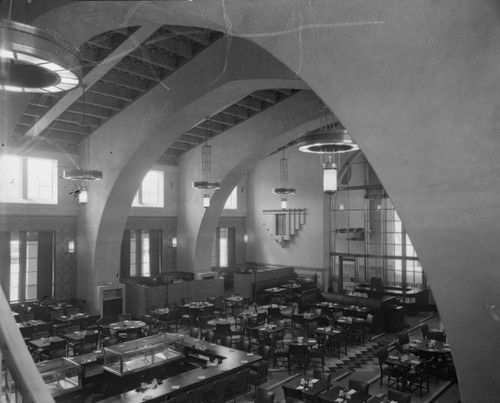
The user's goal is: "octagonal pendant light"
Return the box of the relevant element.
[297,121,359,195]
[0,19,81,93]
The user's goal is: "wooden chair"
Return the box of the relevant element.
[203,330,216,343]
[387,388,412,403]
[288,344,308,374]
[313,369,332,390]
[255,388,275,403]
[406,358,431,397]
[203,378,227,403]
[118,313,132,321]
[377,346,401,388]
[348,379,370,402]
[226,369,250,402]
[189,327,200,339]
[249,360,269,391]
[420,323,429,340]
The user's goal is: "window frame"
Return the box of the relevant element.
[0,155,58,204]
[132,169,164,208]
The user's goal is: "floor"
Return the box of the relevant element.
[235,309,461,403]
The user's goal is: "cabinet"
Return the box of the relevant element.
[36,357,81,398]
[102,333,185,395]
[97,284,125,321]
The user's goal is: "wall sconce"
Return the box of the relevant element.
[78,187,88,204]
[68,240,75,253]
[243,234,248,243]
[172,237,177,248]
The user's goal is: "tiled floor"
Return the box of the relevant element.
[236,310,460,403]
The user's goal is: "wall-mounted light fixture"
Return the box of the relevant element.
[172,237,177,248]
[68,240,75,253]
[243,234,248,243]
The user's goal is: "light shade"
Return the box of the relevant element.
[63,169,103,181]
[243,234,248,243]
[323,167,337,194]
[172,237,177,248]
[68,240,75,253]
[297,128,359,154]
[203,194,211,208]
[0,20,81,93]
[281,198,288,209]
[78,188,88,204]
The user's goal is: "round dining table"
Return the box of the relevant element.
[409,339,451,354]
[207,317,236,326]
[107,320,146,332]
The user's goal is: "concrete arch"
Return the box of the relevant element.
[76,36,308,314]
[191,90,326,271]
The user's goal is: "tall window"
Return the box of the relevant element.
[212,227,235,268]
[0,155,58,204]
[0,231,54,303]
[121,229,161,277]
[133,170,164,207]
[224,186,238,209]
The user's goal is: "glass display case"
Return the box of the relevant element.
[103,333,184,377]
[36,357,81,397]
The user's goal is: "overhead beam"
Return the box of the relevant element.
[23,24,160,140]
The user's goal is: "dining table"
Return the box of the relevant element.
[207,317,236,327]
[62,329,98,343]
[385,352,425,390]
[106,320,146,332]
[409,339,451,355]
[29,335,65,350]
[317,384,371,403]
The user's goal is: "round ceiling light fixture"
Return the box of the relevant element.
[0,19,81,93]
[297,127,359,154]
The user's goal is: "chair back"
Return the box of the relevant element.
[387,388,412,403]
[84,332,99,348]
[257,344,271,361]
[348,379,369,394]
[236,340,251,352]
[289,344,307,360]
[76,342,94,355]
[118,313,132,321]
[420,323,429,339]
[203,330,216,342]
[313,369,332,385]
[377,346,389,366]
[220,335,232,347]
[189,327,200,338]
[255,388,275,403]
[215,323,231,336]
[268,307,282,321]
[398,332,410,346]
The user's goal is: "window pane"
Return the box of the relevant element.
[133,170,164,207]
[0,155,22,201]
[27,157,57,203]
[219,228,228,267]
[141,230,150,276]
[224,186,237,209]
[130,231,137,277]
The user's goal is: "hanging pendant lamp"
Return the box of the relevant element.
[272,148,295,209]
[192,117,220,207]
[63,85,103,181]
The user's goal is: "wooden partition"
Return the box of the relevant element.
[125,278,224,318]
[233,264,295,299]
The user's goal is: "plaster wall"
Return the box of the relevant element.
[246,147,327,270]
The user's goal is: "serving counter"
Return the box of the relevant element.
[98,334,262,402]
